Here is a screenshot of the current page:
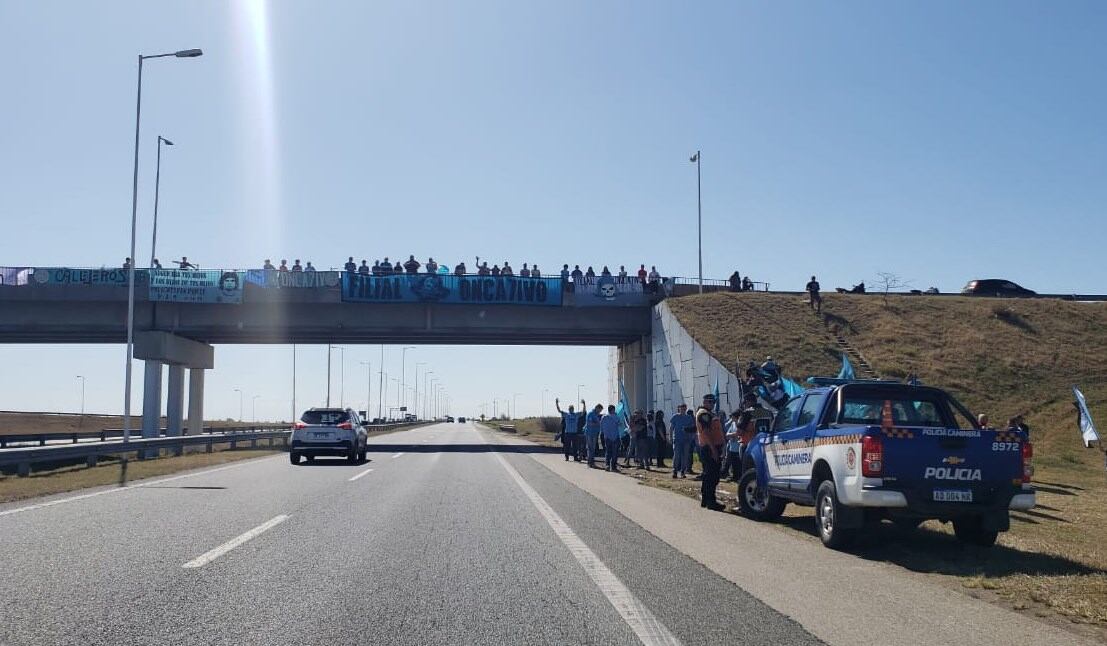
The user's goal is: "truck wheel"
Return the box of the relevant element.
[953,517,998,547]
[815,480,856,549]
[738,469,786,521]
[289,452,300,465]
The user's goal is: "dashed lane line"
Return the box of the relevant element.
[391,452,404,458]
[182,514,290,569]
[348,467,375,482]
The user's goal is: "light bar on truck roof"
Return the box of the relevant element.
[805,377,908,387]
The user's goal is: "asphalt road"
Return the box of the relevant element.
[0,422,822,646]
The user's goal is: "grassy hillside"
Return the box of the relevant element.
[669,292,1107,629]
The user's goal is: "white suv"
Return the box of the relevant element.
[289,407,367,465]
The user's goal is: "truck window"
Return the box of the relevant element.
[772,397,804,432]
[838,393,953,427]
[796,394,825,428]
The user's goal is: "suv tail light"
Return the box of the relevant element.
[1021,441,1034,484]
[337,421,353,430]
[294,421,306,430]
[861,434,883,477]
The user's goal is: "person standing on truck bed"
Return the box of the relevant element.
[695,393,726,511]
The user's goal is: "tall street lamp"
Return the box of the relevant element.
[233,388,243,422]
[252,395,260,423]
[577,384,586,403]
[337,346,346,407]
[424,371,434,420]
[414,362,426,420]
[149,135,174,266]
[124,47,203,444]
[377,345,385,420]
[512,393,521,420]
[690,150,703,293]
[360,360,372,417]
[400,346,415,411]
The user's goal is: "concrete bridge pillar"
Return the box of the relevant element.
[187,368,205,436]
[615,337,651,412]
[134,332,214,458]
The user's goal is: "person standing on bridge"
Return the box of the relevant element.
[278,259,289,273]
[425,257,438,273]
[263,259,276,271]
[292,259,303,272]
[555,398,584,462]
[519,263,530,278]
[695,393,726,511]
[531,264,541,277]
[502,261,514,276]
[584,404,603,468]
[454,261,466,276]
[404,255,420,273]
[601,405,622,472]
[359,260,370,275]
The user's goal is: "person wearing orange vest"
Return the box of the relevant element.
[695,393,726,511]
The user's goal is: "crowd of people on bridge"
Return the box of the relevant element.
[553,391,770,512]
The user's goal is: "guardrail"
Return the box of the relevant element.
[0,424,290,448]
[0,422,421,476]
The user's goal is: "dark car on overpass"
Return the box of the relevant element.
[961,279,1036,297]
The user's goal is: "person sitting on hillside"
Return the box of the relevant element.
[742,276,754,291]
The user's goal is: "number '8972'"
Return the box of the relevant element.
[991,442,1020,451]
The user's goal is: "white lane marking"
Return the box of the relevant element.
[0,455,281,518]
[493,453,682,646]
[348,467,374,481]
[182,514,290,569]
[391,452,404,458]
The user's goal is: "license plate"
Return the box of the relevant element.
[311,432,332,439]
[933,489,973,502]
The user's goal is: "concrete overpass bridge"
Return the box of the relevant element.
[0,267,666,440]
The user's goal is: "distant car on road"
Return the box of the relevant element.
[289,407,367,465]
[458,416,467,423]
[961,279,1035,297]
[446,416,455,423]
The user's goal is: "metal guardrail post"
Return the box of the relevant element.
[18,461,30,477]
[206,438,213,453]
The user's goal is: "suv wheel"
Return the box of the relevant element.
[953,517,998,547]
[815,480,855,549]
[737,469,786,520]
[347,448,358,464]
[289,452,301,465]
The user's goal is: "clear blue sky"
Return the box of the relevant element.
[1,1,1104,420]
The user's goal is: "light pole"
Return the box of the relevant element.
[76,375,86,416]
[360,360,372,418]
[429,378,438,418]
[326,344,332,407]
[291,344,297,424]
[149,135,174,266]
[424,371,434,419]
[377,345,385,420]
[690,150,702,293]
[233,388,243,422]
[252,395,260,423]
[338,346,346,407]
[414,362,425,420]
[379,371,388,419]
[400,346,415,412]
[512,393,521,420]
[577,384,586,403]
[123,47,203,444]
[391,378,401,417]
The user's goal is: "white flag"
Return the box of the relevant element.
[1073,386,1100,448]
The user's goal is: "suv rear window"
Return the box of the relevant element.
[835,386,961,428]
[301,409,349,425]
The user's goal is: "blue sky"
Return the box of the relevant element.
[1,1,1104,419]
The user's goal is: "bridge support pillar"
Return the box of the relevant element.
[166,365,185,456]
[614,337,651,412]
[140,360,163,460]
[187,368,205,437]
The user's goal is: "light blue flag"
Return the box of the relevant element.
[713,376,721,414]
[838,354,856,380]
[1073,386,1100,448]
[781,376,805,398]
[616,379,632,436]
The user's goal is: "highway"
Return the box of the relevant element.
[0,422,1096,645]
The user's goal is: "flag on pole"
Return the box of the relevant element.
[1073,386,1100,448]
[838,354,856,380]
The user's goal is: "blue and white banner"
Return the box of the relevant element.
[1073,386,1100,448]
[31,267,130,285]
[149,269,244,304]
[342,273,562,306]
[244,269,342,289]
[0,267,31,286]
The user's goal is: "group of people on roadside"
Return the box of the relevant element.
[553,390,771,512]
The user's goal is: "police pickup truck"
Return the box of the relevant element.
[737,379,1035,548]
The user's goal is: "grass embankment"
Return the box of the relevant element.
[0,449,278,504]
[667,291,1107,632]
[478,417,562,447]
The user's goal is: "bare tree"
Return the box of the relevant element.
[874,271,911,305]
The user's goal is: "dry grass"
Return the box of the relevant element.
[479,417,562,448]
[666,292,1107,633]
[0,449,278,504]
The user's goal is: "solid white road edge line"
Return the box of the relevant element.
[348,467,375,481]
[182,514,290,569]
[493,452,682,646]
[391,452,404,458]
[0,454,283,518]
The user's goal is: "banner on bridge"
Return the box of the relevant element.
[31,267,130,285]
[342,273,563,306]
[149,269,244,304]
[569,276,653,307]
[244,269,342,289]
[0,267,31,286]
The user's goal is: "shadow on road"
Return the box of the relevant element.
[364,443,561,454]
[763,512,1104,578]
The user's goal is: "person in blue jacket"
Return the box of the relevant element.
[584,404,603,468]
[600,405,622,472]
[670,403,694,478]
[555,398,585,462]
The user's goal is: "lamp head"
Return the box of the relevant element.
[175,48,203,58]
